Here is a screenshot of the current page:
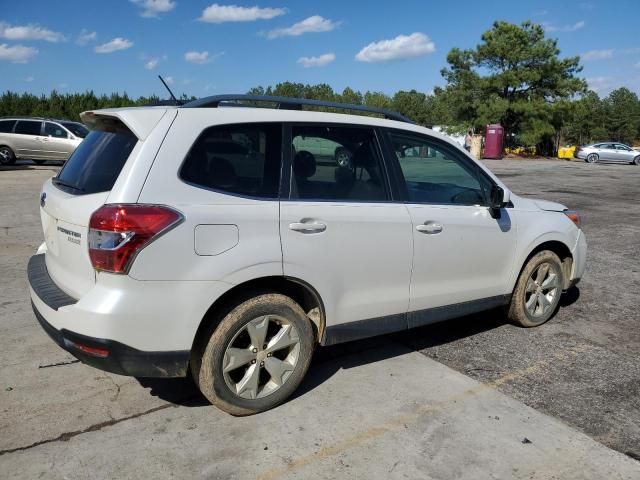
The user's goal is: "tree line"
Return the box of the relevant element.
[1,21,639,154]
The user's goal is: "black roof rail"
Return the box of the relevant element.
[181,94,415,124]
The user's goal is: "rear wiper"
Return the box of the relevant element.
[52,177,85,192]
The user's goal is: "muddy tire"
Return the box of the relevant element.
[508,251,565,327]
[191,293,315,416]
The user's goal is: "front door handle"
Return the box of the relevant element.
[416,222,443,234]
[289,221,327,233]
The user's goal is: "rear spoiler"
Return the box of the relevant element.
[80,108,171,141]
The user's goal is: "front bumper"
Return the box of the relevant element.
[28,254,190,378]
[570,229,587,285]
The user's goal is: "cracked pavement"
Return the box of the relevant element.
[1,159,639,478]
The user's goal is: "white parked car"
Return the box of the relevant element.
[28,96,587,415]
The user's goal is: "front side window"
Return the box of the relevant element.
[290,125,388,202]
[180,123,281,198]
[45,122,68,139]
[387,130,491,206]
[14,120,42,136]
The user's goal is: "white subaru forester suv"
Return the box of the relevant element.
[28,95,587,415]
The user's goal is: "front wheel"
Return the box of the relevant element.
[508,251,565,327]
[633,155,640,166]
[192,293,315,415]
[0,146,16,166]
[586,153,598,163]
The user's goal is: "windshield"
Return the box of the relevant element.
[61,122,90,138]
[55,129,137,195]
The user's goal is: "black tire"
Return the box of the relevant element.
[191,293,315,416]
[334,147,353,168]
[508,250,565,328]
[0,146,16,166]
[633,155,640,166]
[33,160,46,165]
[586,153,598,164]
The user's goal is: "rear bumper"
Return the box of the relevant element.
[31,301,189,377]
[28,254,190,378]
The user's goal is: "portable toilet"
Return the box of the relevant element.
[484,124,504,159]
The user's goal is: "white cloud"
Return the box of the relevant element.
[355,32,435,63]
[132,0,176,18]
[94,37,133,53]
[267,15,338,39]
[185,50,209,64]
[635,62,640,69]
[543,20,585,32]
[199,3,286,23]
[297,52,335,68]
[145,58,159,69]
[586,76,614,93]
[76,29,97,45]
[25,76,34,82]
[581,49,613,61]
[164,76,174,85]
[0,22,65,43]
[0,43,38,63]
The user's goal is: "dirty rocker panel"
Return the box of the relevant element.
[322,295,511,346]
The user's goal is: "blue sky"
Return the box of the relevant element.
[1,0,639,98]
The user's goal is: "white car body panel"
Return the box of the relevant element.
[280,202,412,327]
[29,104,587,362]
[406,203,517,311]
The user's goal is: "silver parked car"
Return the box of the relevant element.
[574,142,640,165]
[0,117,88,166]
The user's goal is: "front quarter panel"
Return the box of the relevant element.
[509,207,581,291]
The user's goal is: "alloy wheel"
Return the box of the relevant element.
[524,263,561,318]
[222,315,301,400]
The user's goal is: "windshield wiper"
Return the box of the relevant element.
[52,177,85,192]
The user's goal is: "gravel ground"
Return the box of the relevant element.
[403,158,640,460]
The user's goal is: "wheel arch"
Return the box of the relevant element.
[514,240,574,292]
[191,275,326,354]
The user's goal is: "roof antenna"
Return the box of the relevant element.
[158,75,180,106]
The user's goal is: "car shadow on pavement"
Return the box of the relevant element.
[136,287,580,409]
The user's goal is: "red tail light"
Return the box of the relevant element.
[88,204,183,273]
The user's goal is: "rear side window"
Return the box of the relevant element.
[180,123,282,198]
[0,120,16,133]
[54,128,137,195]
[290,125,388,202]
[14,120,42,136]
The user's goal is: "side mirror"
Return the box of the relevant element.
[489,185,509,210]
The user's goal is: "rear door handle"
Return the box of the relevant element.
[416,222,443,234]
[289,221,327,233]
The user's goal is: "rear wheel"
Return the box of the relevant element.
[508,251,564,327]
[0,146,16,166]
[586,153,598,163]
[192,293,315,415]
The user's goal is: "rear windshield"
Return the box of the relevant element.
[54,129,137,195]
